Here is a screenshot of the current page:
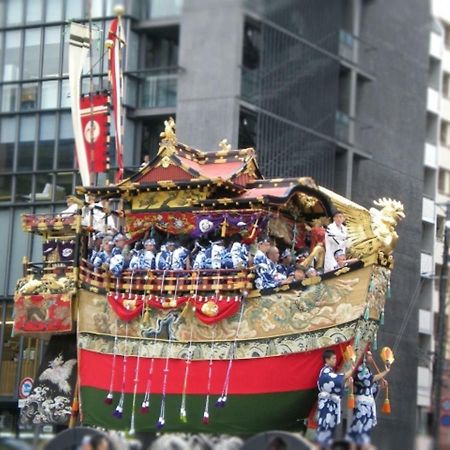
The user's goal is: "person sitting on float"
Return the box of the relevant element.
[305,266,319,278]
[192,238,208,270]
[331,249,359,271]
[277,248,295,277]
[302,218,327,269]
[109,233,129,277]
[172,236,191,270]
[88,232,104,264]
[92,236,114,270]
[128,240,143,270]
[293,266,306,281]
[60,195,83,218]
[254,236,271,266]
[255,244,293,289]
[140,238,157,270]
[324,211,347,272]
[156,240,176,270]
[210,238,225,270]
[229,222,250,269]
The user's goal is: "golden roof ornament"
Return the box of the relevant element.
[218,139,232,153]
[159,117,177,145]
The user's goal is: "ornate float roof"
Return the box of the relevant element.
[76,118,334,217]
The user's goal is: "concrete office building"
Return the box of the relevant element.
[0,1,428,448]
[418,1,450,449]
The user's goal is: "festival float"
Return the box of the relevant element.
[13,10,404,438]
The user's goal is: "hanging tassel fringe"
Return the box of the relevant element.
[364,306,370,321]
[382,386,391,414]
[347,391,355,410]
[380,309,385,325]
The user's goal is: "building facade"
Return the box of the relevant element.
[418,1,450,449]
[0,1,428,448]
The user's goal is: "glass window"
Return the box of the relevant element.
[55,173,73,199]
[6,0,23,25]
[0,221,8,292]
[1,117,17,143]
[41,80,59,109]
[1,85,18,112]
[3,31,22,82]
[60,79,71,108]
[0,117,16,172]
[43,26,61,78]
[65,0,83,20]
[8,210,31,293]
[38,115,56,170]
[147,0,183,19]
[89,0,103,17]
[17,142,34,172]
[26,0,43,23]
[0,304,19,395]
[17,116,36,171]
[15,174,33,201]
[23,28,41,80]
[20,83,39,111]
[35,174,54,199]
[58,113,74,169]
[45,0,63,22]
[0,175,12,203]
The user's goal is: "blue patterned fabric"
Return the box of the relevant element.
[230,242,248,268]
[171,247,190,270]
[109,253,125,277]
[276,263,294,277]
[129,252,141,270]
[210,243,225,269]
[92,250,112,269]
[193,247,207,269]
[156,248,173,270]
[140,250,156,270]
[316,365,345,448]
[254,251,281,289]
[346,364,378,446]
[221,248,234,269]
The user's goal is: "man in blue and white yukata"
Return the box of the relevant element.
[230,224,249,269]
[346,350,390,450]
[171,238,191,270]
[109,233,128,277]
[254,240,292,290]
[156,240,176,270]
[140,238,157,270]
[92,236,114,270]
[276,248,294,277]
[316,349,353,450]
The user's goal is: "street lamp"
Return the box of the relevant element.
[432,204,450,450]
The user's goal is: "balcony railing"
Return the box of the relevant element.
[126,67,179,110]
[338,29,376,75]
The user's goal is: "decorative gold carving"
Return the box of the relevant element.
[321,188,405,263]
[334,267,351,276]
[201,301,219,317]
[160,156,173,168]
[218,139,231,154]
[301,276,322,286]
[132,189,208,210]
[159,117,176,145]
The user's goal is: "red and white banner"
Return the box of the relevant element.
[68,23,91,186]
[107,18,125,183]
[80,92,110,173]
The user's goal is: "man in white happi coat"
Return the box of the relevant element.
[324,211,347,272]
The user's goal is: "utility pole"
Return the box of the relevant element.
[433,206,450,450]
